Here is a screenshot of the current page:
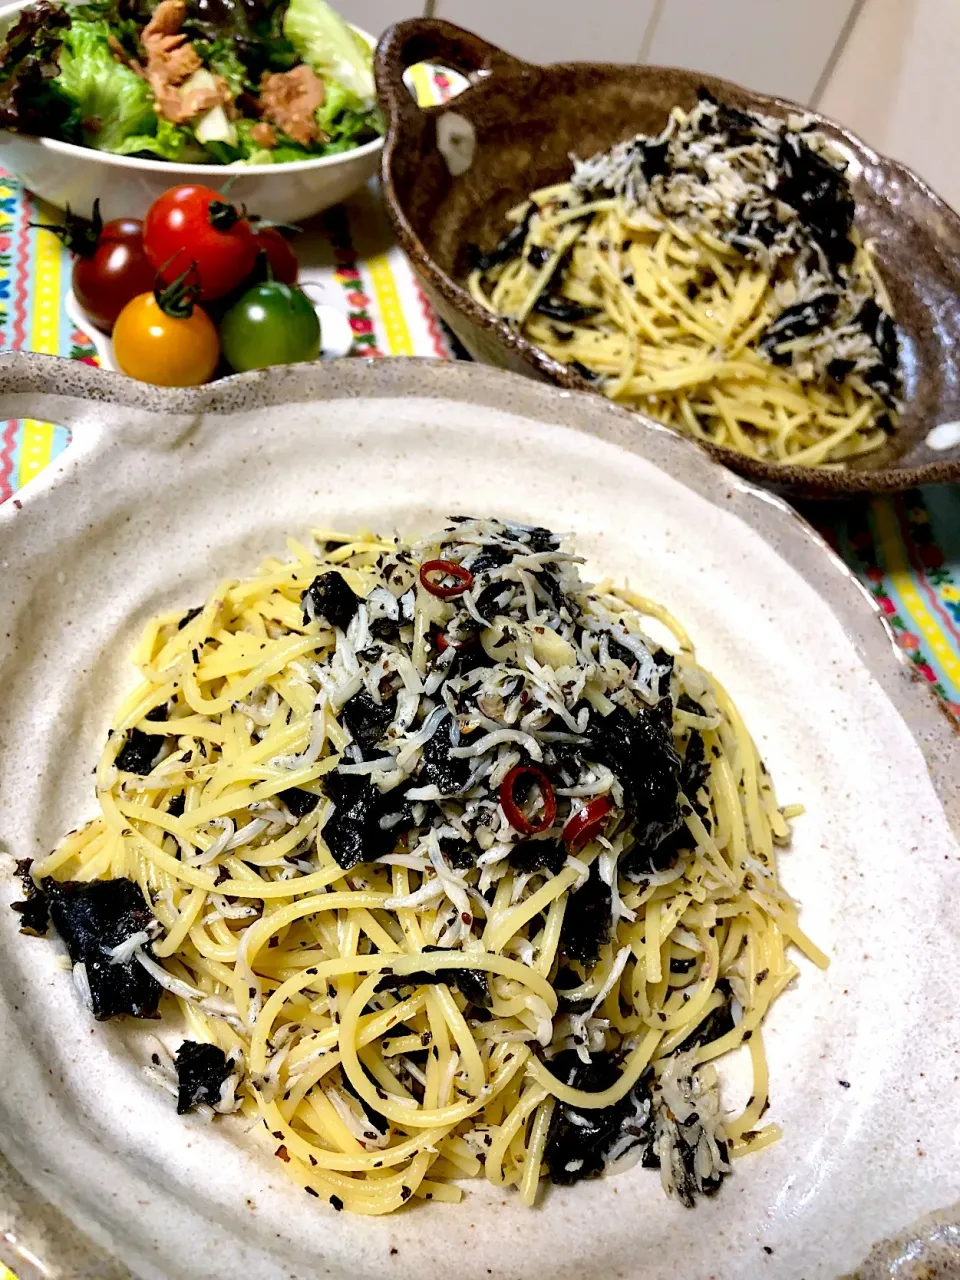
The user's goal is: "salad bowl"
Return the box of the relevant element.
[0,1,383,221]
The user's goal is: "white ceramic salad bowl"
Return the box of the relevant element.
[0,2,383,222]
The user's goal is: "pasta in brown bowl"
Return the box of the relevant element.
[469,92,900,469]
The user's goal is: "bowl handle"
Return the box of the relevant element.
[375,18,529,128]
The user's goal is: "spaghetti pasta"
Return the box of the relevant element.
[468,92,900,468]
[19,516,826,1214]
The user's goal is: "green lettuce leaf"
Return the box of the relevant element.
[282,0,374,104]
[56,16,156,151]
[113,118,208,163]
[192,36,248,97]
[315,77,382,152]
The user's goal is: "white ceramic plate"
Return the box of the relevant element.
[0,355,957,1280]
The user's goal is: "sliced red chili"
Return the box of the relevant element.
[500,765,556,835]
[419,559,474,599]
[434,627,479,653]
[563,794,614,850]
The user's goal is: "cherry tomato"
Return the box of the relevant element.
[254,226,298,285]
[144,185,258,302]
[113,292,220,387]
[73,216,156,334]
[219,281,321,373]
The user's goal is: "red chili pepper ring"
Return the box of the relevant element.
[500,765,557,835]
[419,558,474,599]
[563,794,614,850]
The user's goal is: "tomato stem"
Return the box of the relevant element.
[30,199,102,258]
[155,266,199,319]
[208,199,240,231]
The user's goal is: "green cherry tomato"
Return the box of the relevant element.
[220,281,321,373]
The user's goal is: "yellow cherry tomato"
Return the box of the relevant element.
[113,292,220,387]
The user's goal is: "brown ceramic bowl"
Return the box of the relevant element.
[375,17,960,499]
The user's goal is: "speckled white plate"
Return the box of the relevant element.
[0,354,957,1280]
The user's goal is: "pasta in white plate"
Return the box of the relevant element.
[16,516,826,1214]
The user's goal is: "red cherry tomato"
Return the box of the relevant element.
[255,226,298,285]
[144,185,258,302]
[73,216,156,334]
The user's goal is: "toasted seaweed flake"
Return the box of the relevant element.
[167,793,186,818]
[586,703,681,843]
[340,1062,389,1132]
[509,839,566,876]
[115,728,162,775]
[777,136,855,267]
[418,719,471,796]
[174,1040,231,1114]
[468,203,533,272]
[11,858,48,936]
[545,1052,653,1185]
[760,293,839,360]
[44,878,161,1020]
[341,690,395,760]
[375,949,491,1008]
[559,864,611,967]
[321,771,404,870]
[280,787,321,821]
[177,606,202,631]
[301,572,360,631]
[533,296,600,324]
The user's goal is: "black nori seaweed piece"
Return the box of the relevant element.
[439,839,475,870]
[559,863,612,967]
[417,719,471,796]
[341,690,395,759]
[320,771,403,870]
[679,730,710,817]
[568,360,600,383]
[167,793,186,818]
[827,356,856,383]
[862,363,900,403]
[760,293,839,356]
[714,101,757,148]
[280,787,321,820]
[509,840,566,876]
[469,204,534,272]
[469,544,513,576]
[340,1062,389,1132]
[177,606,202,631]
[11,858,48,936]
[301,571,359,631]
[375,948,491,1007]
[521,524,560,553]
[673,982,735,1055]
[472,579,514,623]
[586,703,681,842]
[174,1040,231,1114]
[532,567,573,618]
[638,138,670,182]
[677,692,705,717]
[545,1052,653,1185]
[777,137,855,267]
[857,297,898,368]
[115,728,161,775]
[44,878,161,1020]
[145,703,168,722]
[527,244,551,269]
[532,296,600,324]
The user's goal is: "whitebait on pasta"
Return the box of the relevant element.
[14,517,827,1214]
[468,92,900,468]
